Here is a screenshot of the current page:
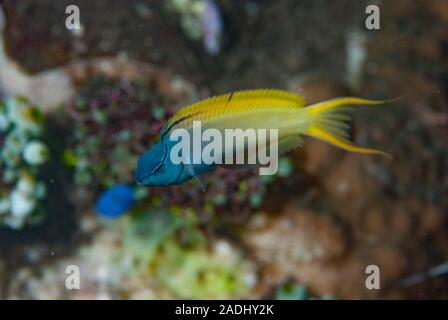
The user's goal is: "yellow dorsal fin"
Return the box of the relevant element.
[162,89,305,136]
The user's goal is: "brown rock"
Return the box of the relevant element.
[361,245,407,284]
[288,76,346,104]
[299,139,342,177]
[244,203,347,295]
[429,0,448,22]
[322,155,380,209]
[418,202,445,236]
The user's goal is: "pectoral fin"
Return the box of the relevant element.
[186,164,206,192]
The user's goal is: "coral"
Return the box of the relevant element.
[6,209,257,299]
[64,77,279,220]
[64,76,162,188]
[0,97,49,229]
[3,0,448,300]
[275,283,308,300]
[166,0,223,54]
[150,239,254,298]
[120,210,257,299]
[274,282,337,300]
[245,205,347,266]
[166,0,207,40]
[243,204,349,297]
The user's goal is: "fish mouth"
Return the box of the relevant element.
[134,157,153,186]
[135,144,168,186]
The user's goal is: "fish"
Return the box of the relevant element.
[96,184,135,219]
[135,89,393,188]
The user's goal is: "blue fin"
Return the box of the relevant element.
[186,164,206,192]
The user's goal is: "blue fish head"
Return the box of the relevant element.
[135,141,183,186]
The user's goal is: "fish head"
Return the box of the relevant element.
[135,142,182,186]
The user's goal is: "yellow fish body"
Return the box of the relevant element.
[136,89,391,187]
[162,89,390,157]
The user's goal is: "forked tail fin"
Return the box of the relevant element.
[304,97,396,158]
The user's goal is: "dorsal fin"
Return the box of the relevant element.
[162,89,305,137]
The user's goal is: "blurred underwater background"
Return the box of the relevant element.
[0,0,448,299]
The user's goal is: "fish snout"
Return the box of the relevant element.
[135,143,167,186]
[135,153,153,185]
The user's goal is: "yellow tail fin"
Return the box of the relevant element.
[304,97,395,158]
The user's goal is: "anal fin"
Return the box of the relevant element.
[278,135,303,155]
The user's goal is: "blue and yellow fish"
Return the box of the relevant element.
[135,89,391,188]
